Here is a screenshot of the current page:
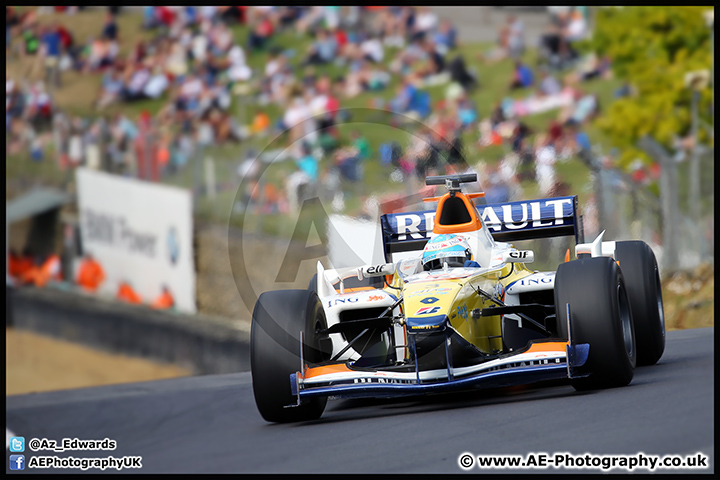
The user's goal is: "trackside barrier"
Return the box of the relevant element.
[10,286,250,374]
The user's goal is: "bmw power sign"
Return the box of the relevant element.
[76,168,196,313]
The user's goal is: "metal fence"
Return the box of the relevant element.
[613,137,715,276]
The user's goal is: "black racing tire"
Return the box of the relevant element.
[251,289,331,423]
[555,257,636,391]
[615,241,665,366]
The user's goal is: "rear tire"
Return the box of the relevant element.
[555,257,636,390]
[615,241,665,366]
[251,290,330,422]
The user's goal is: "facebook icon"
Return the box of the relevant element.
[9,454,25,470]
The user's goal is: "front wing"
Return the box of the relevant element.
[288,341,590,404]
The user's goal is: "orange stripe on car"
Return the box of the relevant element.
[525,341,568,353]
[332,286,376,293]
[303,363,353,379]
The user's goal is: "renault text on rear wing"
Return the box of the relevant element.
[380,196,583,262]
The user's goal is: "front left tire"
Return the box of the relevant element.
[251,289,330,422]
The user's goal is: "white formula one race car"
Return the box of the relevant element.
[250,174,665,423]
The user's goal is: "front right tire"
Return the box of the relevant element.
[555,257,636,391]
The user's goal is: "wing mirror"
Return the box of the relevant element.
[357,263,396,281]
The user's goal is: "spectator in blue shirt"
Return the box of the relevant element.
[41,23,62,88]
[142,7,158,30]
[296,143,319,182]
[102,12,118,41]
[509,61,534,90]
[304,29,337,66]
[389,77,431,118]
[434,19,457,55]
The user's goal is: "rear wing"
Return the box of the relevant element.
[380,196,584,262]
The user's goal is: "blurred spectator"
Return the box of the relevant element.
[286,143,318,212]
[564,9,588,43]
[507,15,525,59]
[575,53,612,82]
[8,248,34,284]
[484,168,511,204]
[142,6,158,30]
[304,29,337,65]
[121,65,151,102]
[537,68,562,96]
[434,19,457,55]
[227,45,251,82]
[142,67,169,100]
[101,12,118,42]
[534,133,557,197]
[448,55,477,91]
[23,252,62,287]
[566,121,592,155]
[379,141,403,168]
[296,142,319,181]
[446,135,466,166]
[96,68,124,110]
[351,130,370,161]
[334,146,363,182]
[510,121,532,153]
[75,252,106,292]
[6,79,27,130]
[85,36,117,72]
[250,111,271,136]
[509,60,534,90]
[547,120,564,147]
[67,116,84,166]
[248,12,274,52]
[22,24,41,58]
[152,285,175,309]
[389,75,430,118]
[457,95,478,129]
[283,95,311,150]
[40,23,62,88]
[117,280,142,304]
[26,81,53,130]
[560,90,598,126]
[360,33,384,64]
[411,6,438,42]
[6,7,21,56]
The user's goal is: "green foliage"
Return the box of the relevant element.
[584,6,713,169]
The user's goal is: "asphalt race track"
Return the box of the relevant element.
[6,328,714,474]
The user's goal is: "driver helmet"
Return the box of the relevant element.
[422,234,473,271]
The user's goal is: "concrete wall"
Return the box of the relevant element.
[9,286,251,375]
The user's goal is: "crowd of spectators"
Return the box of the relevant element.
[7,6,621,221]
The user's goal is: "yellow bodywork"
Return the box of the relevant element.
[390,262,536,355]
